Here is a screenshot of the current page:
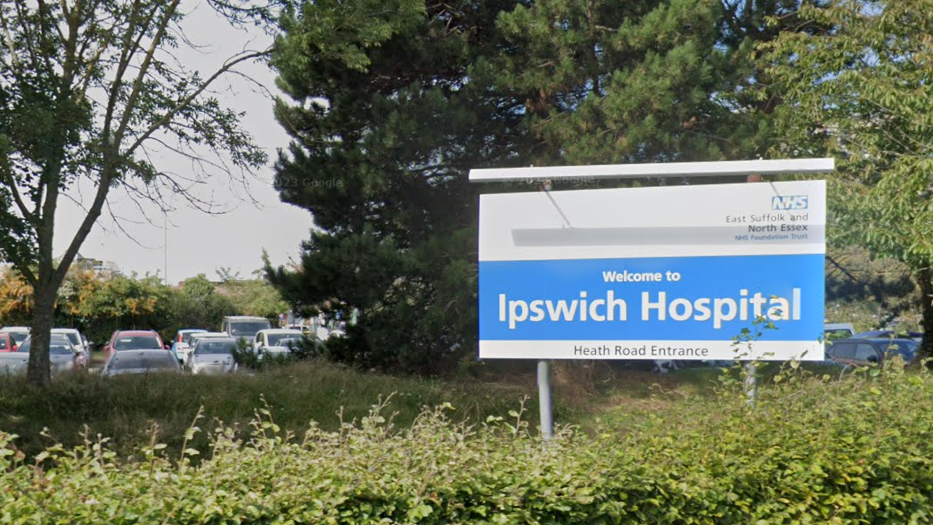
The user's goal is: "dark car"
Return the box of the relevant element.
[826,338,919,367]
[103,349,181,376]
[853,330,923,341]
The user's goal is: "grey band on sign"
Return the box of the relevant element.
[511,226,826,246]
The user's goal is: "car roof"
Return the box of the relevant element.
[115,330,160,336]
[225,316,269,321]
[0,327,30,332]
[190,332,228,338]
[832,338,917,345]
[22,333,73,343]
[258,329,303,335]
[194,337,237,347]
[177,329,207,334]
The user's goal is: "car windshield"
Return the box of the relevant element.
[9,332,28,345]
[267,333,301,346]
[110,352,177,370]
[18,338,72,355]
[182,331,205,344]
[195,341,236,355]
[50,344,73,355]
[228,321,271,337]
[63,333,80,346]
[113,336,161,350]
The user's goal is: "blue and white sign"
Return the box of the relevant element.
[478,180,826,360]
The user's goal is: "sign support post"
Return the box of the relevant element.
[537,360,553,440]
[744,173,762,408]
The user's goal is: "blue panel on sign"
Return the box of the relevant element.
[479,254,824,342]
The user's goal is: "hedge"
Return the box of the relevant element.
[2,364,933,524]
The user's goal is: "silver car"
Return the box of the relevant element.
[187,337,238,374]
[0,334,86,376]
[104,349,181,376]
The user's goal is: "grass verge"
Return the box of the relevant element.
[0,359,544,459]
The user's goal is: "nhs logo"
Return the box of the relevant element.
[772,195,808,210]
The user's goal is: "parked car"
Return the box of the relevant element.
[826,338,919,368]
[853,330,923,341]
[0,332,17,352]
[221,316,272,349]
[254,329,305,359]
[0,327,30,347]
[171,329,208,364]
[185,332,231,362]
[0,334,87,376]
[103,330,167,361]
[103,349,181,376]
[824,322,856,341]
[52,328,91,362]
[186,337,238,375]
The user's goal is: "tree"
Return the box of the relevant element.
[267,0,530,374]
[0,1,275,384]
[217,269,288,322]
[0,266,33,325]
[164,274,235,339]
[767,0,933,357]
[267,0,823,374]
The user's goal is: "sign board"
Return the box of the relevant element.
[478,180,826,361]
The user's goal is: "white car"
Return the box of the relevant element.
[186,337,238,375]
[254,329,305,359]
[0,326,30,347]
[52,328,91,362]
[184,332,230,364]
[0,334,86,376]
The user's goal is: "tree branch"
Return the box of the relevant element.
[114,0,182,146]
[125,48,271,156]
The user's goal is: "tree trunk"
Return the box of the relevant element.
[918,266,933,361]
[26,283,57,385]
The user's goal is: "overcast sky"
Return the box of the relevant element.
[53,5,313,284]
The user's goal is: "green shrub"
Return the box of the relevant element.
[2,363,933,523]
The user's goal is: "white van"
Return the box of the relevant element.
[221,316,272,349]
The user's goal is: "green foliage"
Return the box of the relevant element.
[216,272,289,323]
[0,360,537,459]
[768,0,933,355]
[3,366,933,522]
[163,274,236,340]
[268,0,522,374]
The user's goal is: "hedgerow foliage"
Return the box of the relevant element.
[2,364,933,524]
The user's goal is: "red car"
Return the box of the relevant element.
[103,330,168,361]
[0,332,17,352]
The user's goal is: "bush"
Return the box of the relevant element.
[232,336,321,372]
[3,363,933,523]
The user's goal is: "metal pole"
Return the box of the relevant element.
[537,360,553,440]
[744,173,761,408]
[744,361,757,408]
[163,210,168,286]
